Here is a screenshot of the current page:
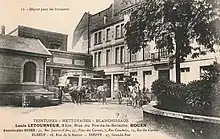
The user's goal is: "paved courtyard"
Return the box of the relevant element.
[0,102,175,139]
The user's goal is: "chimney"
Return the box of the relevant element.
[104,15,107,24]
[1,25,5,35]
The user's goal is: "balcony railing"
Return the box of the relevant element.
[151,51,169,61]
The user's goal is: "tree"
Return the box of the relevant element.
[125,0,220,83]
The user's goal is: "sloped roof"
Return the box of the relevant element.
[0,35,51,57]
[90,5,113,31]
[18,25,68,37]
[89,0,144,32]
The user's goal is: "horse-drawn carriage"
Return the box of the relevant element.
[57,73,108,103]
[57,74,89,103]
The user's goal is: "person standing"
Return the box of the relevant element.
[118,90,123,104]
[58,86,63,104]
[75,86,82,105]
[101,83,108,105]
[69,83,79,104]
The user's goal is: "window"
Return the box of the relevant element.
[181,67,191,83]
[23,62,36,82]
[94,33,98,44]
[116,24,124,39]
[94,52,97,67]
[116,25,120,39]
[115,47,120,64]
[106,28,111,42]
[200,65,212,75]
[121,24,124,37]
[98,51,101,67]
[181,67,190,72]
[130,52,137,62]
[106,50,111,65]
[120,46,124,63]
[143,46,151,60]
[158,70,170,80]
[94,31,102,45]
[98,31,102,44]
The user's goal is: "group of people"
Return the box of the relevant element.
[117,77,152,108]
[58,77,152,108]
[62,81,109,105]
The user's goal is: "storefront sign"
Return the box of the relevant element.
[53,57,72,65]
[74,59,85,66]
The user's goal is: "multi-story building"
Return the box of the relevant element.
[74,0,220,98]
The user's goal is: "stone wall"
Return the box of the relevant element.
[0,52,46,92]
[0,90,55,107]
[143,105,220,139]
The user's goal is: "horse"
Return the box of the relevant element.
[68,86,82,104]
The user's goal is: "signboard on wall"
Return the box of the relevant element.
[53,57,72,65]
[74,59,85,66]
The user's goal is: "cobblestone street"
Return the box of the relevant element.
[0,102,175,139]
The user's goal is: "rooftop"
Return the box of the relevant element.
[72,0,143,47]
[0,35,51,57]
[18,25,68,37]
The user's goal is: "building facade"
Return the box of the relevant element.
[7,25,93,86]
[46,49,93,86]
[73,0,220,98]
[0,34,51,92]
